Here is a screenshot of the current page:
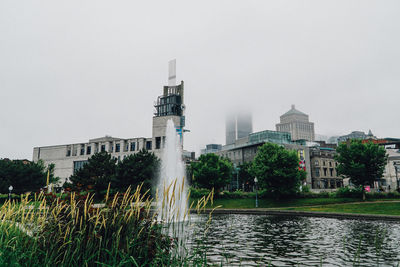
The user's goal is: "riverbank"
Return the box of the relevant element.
[191,197,400,209]
[194,200,400,221]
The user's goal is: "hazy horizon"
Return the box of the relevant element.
[1,0,399,159]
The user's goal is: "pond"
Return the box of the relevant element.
[187,214,400,266]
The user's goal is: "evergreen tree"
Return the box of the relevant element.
[115,149,159,193]
[66,152,117,196]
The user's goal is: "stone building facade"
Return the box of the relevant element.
[309,147,343,189]
[276,105,315,141]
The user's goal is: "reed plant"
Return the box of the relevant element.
[0,182,215,266]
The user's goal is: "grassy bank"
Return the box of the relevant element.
[190,197,400,210]
[282,201,400,216]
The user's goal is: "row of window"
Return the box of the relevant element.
[314,160,337,167]
[314,167,336,178]
[66,141,144,157]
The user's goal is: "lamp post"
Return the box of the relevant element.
[394,162,399,192]
[236,167,240,191]
[8,185,13,201]
[254,177,258,208]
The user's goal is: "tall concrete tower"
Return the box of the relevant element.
[225,112,253,145]
[152,60,185,154]
[225,114,236,145]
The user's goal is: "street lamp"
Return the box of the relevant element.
[236,166,240,191]
[394,162,399,192]
[8,185,13,201]
[254,177,258,208]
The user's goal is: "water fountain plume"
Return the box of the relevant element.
[157,119,188,222]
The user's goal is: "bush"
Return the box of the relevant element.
[189,187,211,198]
[335,186,363,198]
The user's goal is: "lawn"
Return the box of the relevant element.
[282,201,400,216]
[190,197,400,211]
[190,197,400,209]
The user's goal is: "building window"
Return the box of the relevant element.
[130,142,136,151]
[125,142,129,152]
[80,146,85,155]
[73,160,88,173]
[330,168,334,177]
[329,162,332,167]
[66,149,71,157]
[323,168,327,176]
[315,168,320,177]
[86,146,91,155]
[156,137,161,149]
[315,160,319,166]
[101,145,106,152]
[146,141,152,150]
[115,143,120,152]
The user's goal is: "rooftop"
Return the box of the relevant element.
[281,104,307,117]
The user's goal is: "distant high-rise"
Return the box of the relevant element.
[225,112,253,145]
[276,105,315,141]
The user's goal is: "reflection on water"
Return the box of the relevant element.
[187,214,400,266]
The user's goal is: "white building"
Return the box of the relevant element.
[33,60,187,185]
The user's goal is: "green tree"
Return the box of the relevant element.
[238,162,255,192]
[65,152,117,196]
[335,140,387,200]
[191,153,233,191]
[115,149,160,193]
[250,143,306,198]
[0,159,56,194]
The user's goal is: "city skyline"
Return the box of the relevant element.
[1,1,400,159]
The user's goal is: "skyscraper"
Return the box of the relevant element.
[276,105,315,141]
[225,112,253,145]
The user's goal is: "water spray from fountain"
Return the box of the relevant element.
[157,119,188,222]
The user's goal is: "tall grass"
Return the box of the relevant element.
[0,182,215,266]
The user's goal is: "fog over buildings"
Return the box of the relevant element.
[1,1,400,159]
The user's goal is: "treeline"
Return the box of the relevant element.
[191,143,306,198]
[64,149,159,196]
[0,159,57,194]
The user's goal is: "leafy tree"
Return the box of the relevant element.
[0,159,56,194]
[191,153,233,190]
[65,152,117,196]
[115,149,160,193]
[335,140,387,200]
[250,143,306,198]
[238,162,255,192]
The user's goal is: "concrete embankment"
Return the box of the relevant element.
[192,209,400,222]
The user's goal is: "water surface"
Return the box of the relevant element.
[187,214,400,266]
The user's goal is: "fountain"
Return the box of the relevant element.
[157,119,188,222]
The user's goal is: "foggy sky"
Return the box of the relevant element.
[1,0,400,159]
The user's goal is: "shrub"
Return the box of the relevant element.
[335,186,363,198]
[189,187,211,198]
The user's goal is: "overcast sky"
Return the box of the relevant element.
[1,0,399,160]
